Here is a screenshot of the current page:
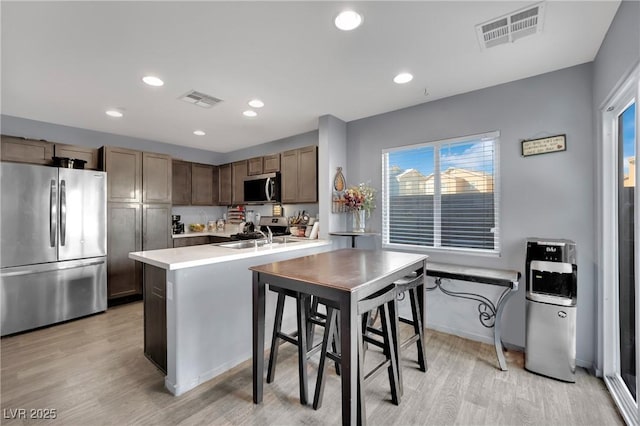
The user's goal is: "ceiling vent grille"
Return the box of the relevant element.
[179,90,223,108]
[476,2,545,49]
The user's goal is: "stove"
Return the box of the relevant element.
[230,216,289,240]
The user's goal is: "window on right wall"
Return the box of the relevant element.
[381,131,500,255]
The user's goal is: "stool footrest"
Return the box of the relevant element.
[398,317,414,326]
[364,359,392,384]
[401,334,420,349]
[276,332,299,346]
[363,334,385,349]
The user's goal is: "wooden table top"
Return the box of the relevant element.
[249,248,427,292]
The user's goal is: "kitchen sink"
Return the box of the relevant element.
[217,237,300,249]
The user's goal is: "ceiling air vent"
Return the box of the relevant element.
[179,90,223,108]
[476,2,545,49]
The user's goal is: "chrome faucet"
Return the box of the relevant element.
[257,226,273,244]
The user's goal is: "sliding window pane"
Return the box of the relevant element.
[618,101,636,400]
[386,146,435,246]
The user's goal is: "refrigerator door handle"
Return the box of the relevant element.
[50,179,57,247]
[60,179,66,246]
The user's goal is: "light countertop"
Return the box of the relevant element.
[129,238,332,271]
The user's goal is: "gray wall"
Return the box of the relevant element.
[346,63,597,365]
[318,114,349,241]
[1,114,224,164]
[1,113,319,166]
[593,0,640,108]
[218,130,318,164]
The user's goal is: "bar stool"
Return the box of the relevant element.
[313,284,401,422]
[392,272,427,393]
[266,287,338,405]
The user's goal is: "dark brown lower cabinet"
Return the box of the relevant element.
[142,204,172,250]
[143,264,167,373]
[107,203,170,301]
[172,235,232,247]
[173,236,210,248]
[210,236,232,244]
[107,203,142,299]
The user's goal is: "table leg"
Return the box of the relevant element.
[494,286,516,371]
[296,293,309,405]
[418,263,427,372]
[253,272,266,403]
[351,236,356,248]
[339,295,358,425]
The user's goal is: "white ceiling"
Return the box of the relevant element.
[1,1,620,153]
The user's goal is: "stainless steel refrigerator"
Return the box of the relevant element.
[1,162,107,336]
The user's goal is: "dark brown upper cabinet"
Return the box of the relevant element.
[54,143,100,170]
[211,165,219,205]
[171,159,192,205]
[191,163,214,206]
[263,154,280,173]
[231,160,248,204]
[281,146,317,204]
[1,135,54,165]
[143,152,172,204]
[218,163,232,205]
[297,146,318,203]
[247,156,263,176]
[102,146,142,203]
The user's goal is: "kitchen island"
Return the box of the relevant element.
[129,237,333,396]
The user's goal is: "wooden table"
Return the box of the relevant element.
[329,232,379,248]
[250,249,427,425]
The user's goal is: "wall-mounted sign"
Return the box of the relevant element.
[521,134,566,157]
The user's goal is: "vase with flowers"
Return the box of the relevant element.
[343,183,376,232]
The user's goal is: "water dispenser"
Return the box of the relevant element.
[525,238,577,382]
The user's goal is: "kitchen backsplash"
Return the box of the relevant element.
[171,203,318,227]
[171,206,226,227]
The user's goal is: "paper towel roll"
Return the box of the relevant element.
[309,222,319,239]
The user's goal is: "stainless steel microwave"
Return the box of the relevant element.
[243,172,281,204]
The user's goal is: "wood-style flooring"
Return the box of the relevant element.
[1,301,624,425]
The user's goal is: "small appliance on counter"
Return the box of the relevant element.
[172,215,185,234]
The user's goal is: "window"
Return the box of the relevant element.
[382,131,500,254]
[601,64,638,425]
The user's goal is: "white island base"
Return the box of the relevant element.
[130,239,333,396]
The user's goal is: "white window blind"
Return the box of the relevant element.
[382,131,500,254]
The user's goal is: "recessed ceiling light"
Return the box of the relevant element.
[142,75,164,87]
[248,99,264,108]
[243,110,257,118]
[335,10,362,31]
[193,130,206,136]
[105,110,123,118]
[393,72,413,84]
